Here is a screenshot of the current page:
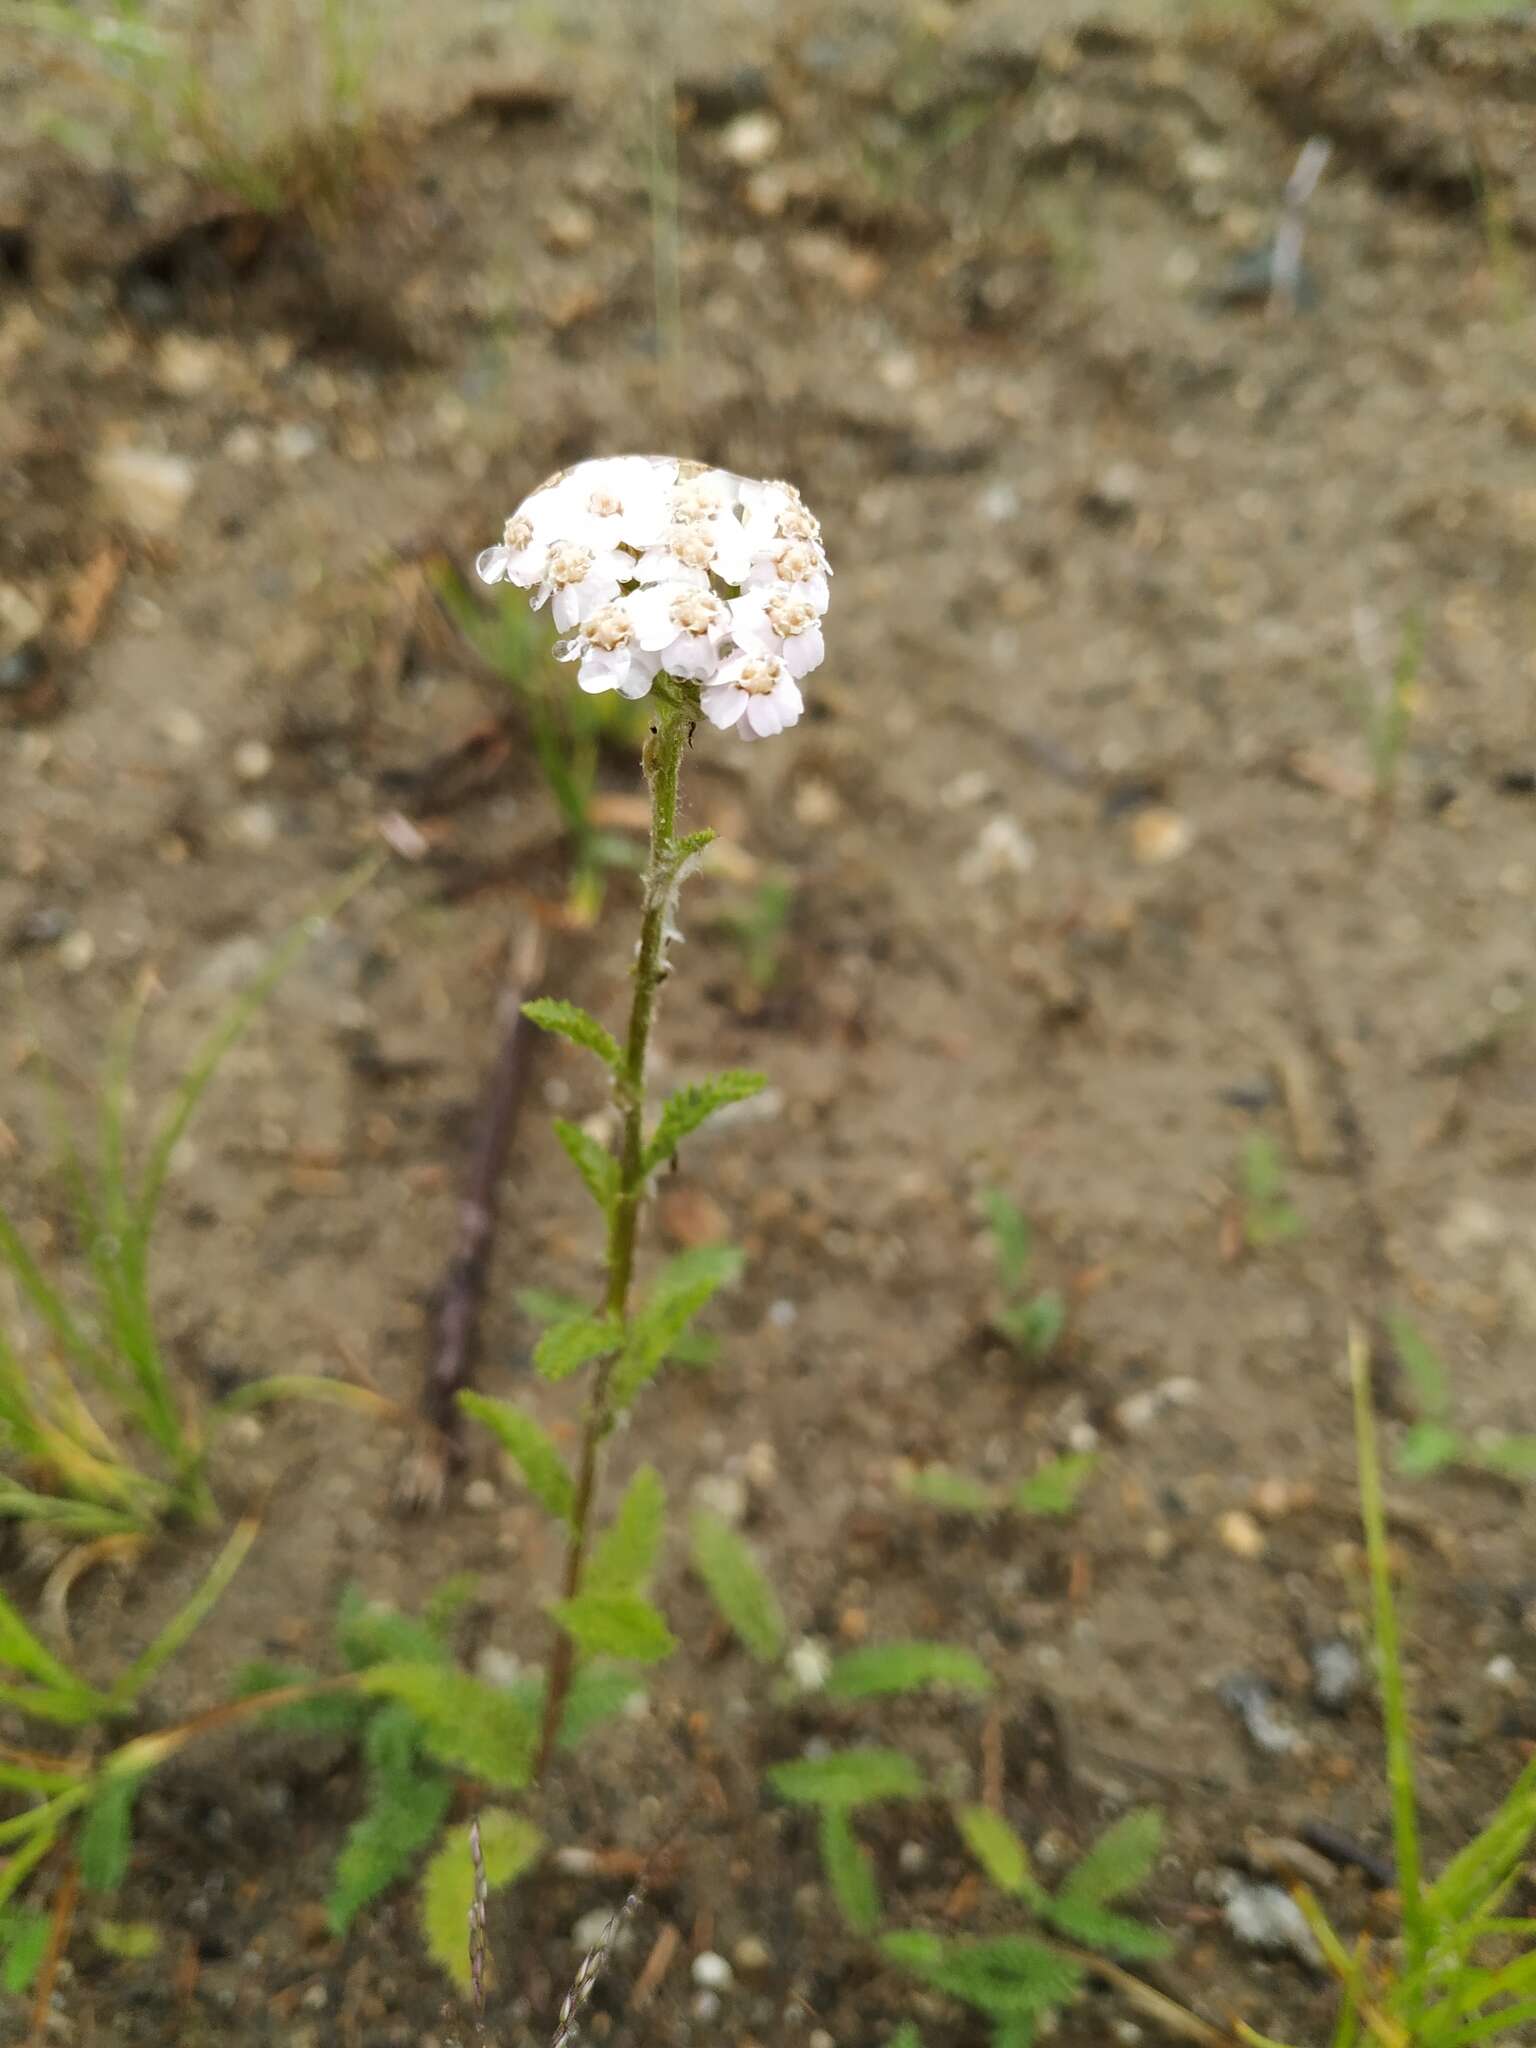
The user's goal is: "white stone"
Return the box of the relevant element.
[691,1950,733,1991]
[93,447,196,536]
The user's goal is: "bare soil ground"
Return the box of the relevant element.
[3,5,1536,2043]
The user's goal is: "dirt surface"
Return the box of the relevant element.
[4,5,1536,2043]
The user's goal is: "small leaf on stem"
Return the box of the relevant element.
[548,1592,676,1663]
[642,1072,765,1177]
[689,1508,785,1663]
[522,999,622,1073]
[458,1394,575,1523]
[552,1119,620,1212]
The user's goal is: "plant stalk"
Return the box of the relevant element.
[536,703,689,1777]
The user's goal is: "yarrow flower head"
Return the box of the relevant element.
[476,456,829,742]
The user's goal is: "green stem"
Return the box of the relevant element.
[1350,1324,1427,2000]
[537,700,690,1776]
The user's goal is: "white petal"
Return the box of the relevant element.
[628,585,678,650]
[551,587,581,632]
[745,695,785,737]
[700,685,747,728]
[709,519,754,584]
[615,655,659,699]
[667,639,723,683]
[782,626,824,678]
[773,676,805,725]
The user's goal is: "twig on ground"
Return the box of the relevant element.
[397,921,548,1508]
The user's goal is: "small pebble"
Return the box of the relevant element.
[57,929,95,975]
[1131,806,1195,865]
[275,423,321,464]
[93,446,196,535]
[732,1935,771,1973]
[1217,1872,1322,1966]
[692,1472,747,1527]
[959,814,1036,886]
[1217,1509,1266,1559]
[808,2032,834,2048]
[159,705,205,749]
[1245,1832,1337,1891]
[767,1298,797,1329]
[224,424,265,465]
[897,1840,928,1875]
[231,803,279,850]
[475,1646,522,1688]
[1310,1638,1363,1713]
[1220,1673,1304,1756]
[1485,1654,1519,1688]
[691,1951,733,1991]
[720,110,782,167]
[786,1637,831,1694]
[742,1440,777,1490]
[541,202,597,253]
[691,1989,721,2021]
[233,738,274,783]
[464,1478,497,1512]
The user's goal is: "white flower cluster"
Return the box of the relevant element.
[476,455,829,742]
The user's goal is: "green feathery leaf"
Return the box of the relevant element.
[549,1592,676,1663]
[586,1467,666,1596]
[956,1806,1036,1898]
[768,1749,925,1810]
[458,1395,574,1524]
[420,1810,543,1987]
[1011,1454,1095,1519]
[1056,1809,1163,1908]
[642,1071,765,1176]
[533,1313,620,1384]
[689,1508,785,1663]
[819,1807,881,1933]
[552,1118,620,1211]
[359,1665,537,1791]
[826,1642,993,1703]
[521,998,621,1072]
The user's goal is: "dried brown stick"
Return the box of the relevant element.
[399,921,548,1507]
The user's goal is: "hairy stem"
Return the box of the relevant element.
[537,701,690,1775]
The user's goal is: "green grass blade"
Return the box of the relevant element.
[0,1786,89,1849]
[0,1581,90,1695]
[1447,2000,1536,2048]
[0,1207,114,1397]
[108,1515,257,1706]
[0,1813,66,1912]
[1350,1328,1427,1994]
[1426,1758,1536,1931]
[0,1481,142,1539]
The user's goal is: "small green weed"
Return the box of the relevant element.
[17,0,381,213]
[1390,1314,1536,1483]
[981,1191,1066,1359]
[901,1451,1097,1519]
[0,871,375,1542]
[1239,1328,1536,2048]
[0,1518,259,1992]
[691,1517,1170,2035]
[1237,1133,1304,1249]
